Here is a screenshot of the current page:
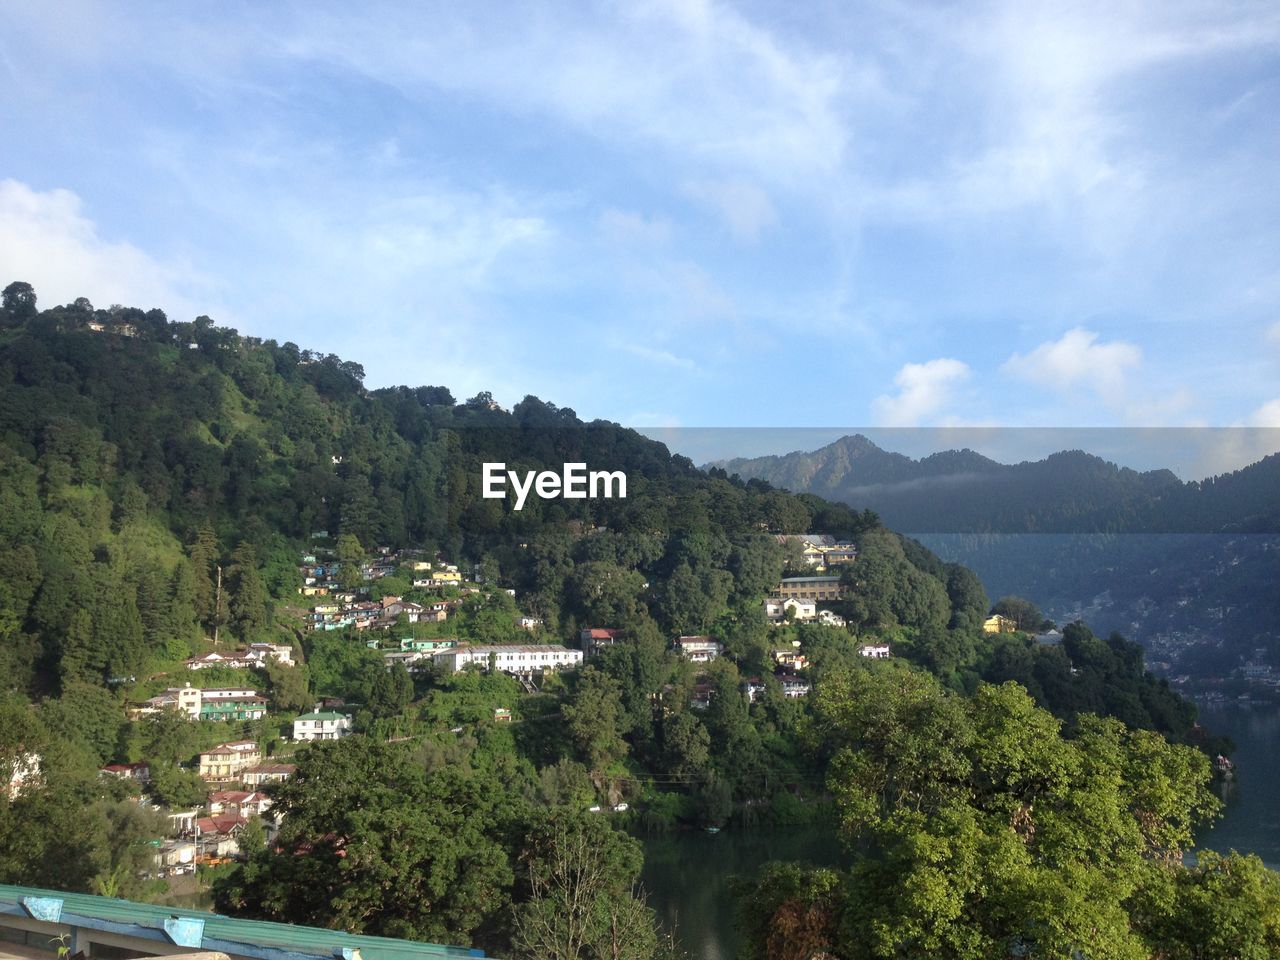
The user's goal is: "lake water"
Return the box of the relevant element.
[1196,702,1280,867]
[640,703,1280,960]
[639,825,841,960]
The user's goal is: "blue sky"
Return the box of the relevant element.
[1,1,1278,461]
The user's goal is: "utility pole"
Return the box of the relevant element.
[213,563,223,647]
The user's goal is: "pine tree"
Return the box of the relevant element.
[97,581,145,680]
[170,560,202,650]
[228,541,268,641]
[187,522,219,628]
[59,609,99,684]
[135,563,174,655]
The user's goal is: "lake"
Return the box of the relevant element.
[639,825,841,960]
[641,703,1280,960]
[1196,702,1280,868]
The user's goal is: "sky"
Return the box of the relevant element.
[1,1,1279,470]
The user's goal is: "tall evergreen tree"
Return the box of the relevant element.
[187,522,219,629]
[228,541,268,640]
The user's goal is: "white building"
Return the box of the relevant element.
[383,650,432,672]
[763,597,817,622]
[136,683,203,718]
[292,710,353,741]
[247,643,295,666]
[153,839,196,877]
[858,643,892,659]
[433,644,582,675]
[184,651,253,670]
[779,675,812,698]
[242,762,296,786]
[675,636,723,663]
[201,686,260,702]
[208,790,273,818]
[198,741,262,782]
[5,752,40,799]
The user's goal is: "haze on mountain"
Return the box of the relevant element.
[711,433,1280,536]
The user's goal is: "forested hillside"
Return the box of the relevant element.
[0,284,881,692]
[1,282,1272,959]
[0,284,1206,739]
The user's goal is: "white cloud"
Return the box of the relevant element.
[682,179,776,242]
[620,342,696,370]
[862,0,1280,272]
[351,192,551,289]
[280,0,854,187]
[0,178,209,318]
[872,358,971,427]
[246,185,557,397]
[1251,399,1280,428]
[1183,422,1280,478]
[599,208,673,247]
[1002,328,1141,402]
[1121,387,1196,426]
[1267,321,1280,348]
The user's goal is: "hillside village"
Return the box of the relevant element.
[2,494,1226,917]
[7,528,899,885]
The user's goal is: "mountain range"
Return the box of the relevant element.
[712,434,1280,535]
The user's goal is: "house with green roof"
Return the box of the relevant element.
[291,709,352,741]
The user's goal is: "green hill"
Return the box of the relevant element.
[0,283,1238,950]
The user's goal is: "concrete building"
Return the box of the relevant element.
[775,576,843,602]
[184,652,254,671]
[134,685,266,722]
[240,763,296,787]
[779,675,812,698]
[580,629,624,657]
[245,643,294,666]
[432,644,582,675]
[100,762,150,784]
[198,690,268,722]
[292,710,353,741]
[197,742,262,783]
[675,636,723,663]
[763,597,817,622]
[136,684,203,719]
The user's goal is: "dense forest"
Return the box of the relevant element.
[0,281,1276,959]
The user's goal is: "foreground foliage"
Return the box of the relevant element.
[213,737,662,959]
[739,666,1278,959]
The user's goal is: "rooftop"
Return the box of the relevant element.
[449,644,577,654]
[0,883,482,960]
